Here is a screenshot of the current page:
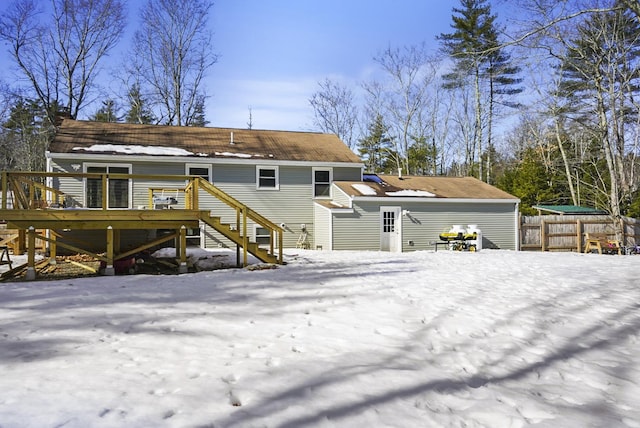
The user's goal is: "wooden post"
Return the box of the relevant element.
[104,226,114,275]
[1,171,6,209]
[236,207,241,267]
[576,219,582,253]
[49,230,57,265]
[191,178,199,209]
[179,225,188,273]
[101,174,108,209]
[244,208,249,267]
[25,226,36,280]
[541,220,547,252]
[114,229,121,254]
[17,229,26,255]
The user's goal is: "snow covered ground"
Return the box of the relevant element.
[1,248,639,427]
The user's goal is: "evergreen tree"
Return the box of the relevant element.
[407,135,438,176]
[555,3,640,218]
[124,84,155,124]
[1,98,50,171]
[438,0,521,181]
[358,114,395,173]
[90,99,119,122]
[187,95,209,127]
[497,148,561,215]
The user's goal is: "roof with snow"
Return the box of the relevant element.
[49,119,363,164]
[335,174,518,200]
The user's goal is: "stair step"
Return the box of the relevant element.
[199,211,279,264]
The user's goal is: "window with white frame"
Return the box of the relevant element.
[254,225,271,247]
[84,164,132,208]
[186,164,211,181]
[256,166,279,190]
[313,168,332,198]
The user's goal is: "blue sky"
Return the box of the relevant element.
[203,0,461,131]
[1,1,505,131]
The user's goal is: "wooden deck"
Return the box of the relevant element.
[1,171,283,280]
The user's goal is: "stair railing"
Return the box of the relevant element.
[192,177,283,264]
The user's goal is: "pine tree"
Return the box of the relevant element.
[124,84,155,124]
[438,0,521,181]
[555,3,640,218]
[91,100,119,122]
[358,114,395,173]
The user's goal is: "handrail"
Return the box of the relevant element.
[195,177,283,263]
[1,171,284,264]
[195,178,282,232]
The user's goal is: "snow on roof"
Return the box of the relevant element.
[214,152,253,158]
[73,144,194,156]
[351,183,378,196]
[385,189,436,197]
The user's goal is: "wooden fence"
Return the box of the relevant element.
[520,215,640,252]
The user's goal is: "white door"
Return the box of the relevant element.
[380,207,402,252]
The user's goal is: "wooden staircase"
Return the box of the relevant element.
[188,178,283,265]
[199,213,279,264]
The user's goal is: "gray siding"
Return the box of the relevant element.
[331,185,352,207]
[332,201,381,251]
[398,201,518,250]
[332,200,518,251]
[49,160,84,207]
[333,168,361,181]
[48,157,362,249]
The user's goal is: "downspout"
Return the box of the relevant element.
[515,202,520,251]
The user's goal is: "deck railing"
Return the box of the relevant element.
[1,171,283,264]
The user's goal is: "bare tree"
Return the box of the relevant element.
[371,43,439,174]
[514,0,640,222]
[0,0,126,123]
[309,78,358,150]
[129,0,217,126]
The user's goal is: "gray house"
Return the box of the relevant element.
[317,174,520,252]
[46,119,520,252]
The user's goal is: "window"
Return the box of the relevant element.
[383,210,395,233]
[85,164,131,208]
[313,168,332,198]
[186,164,211,181]
[255,226,271,247]
[257,166,279,190]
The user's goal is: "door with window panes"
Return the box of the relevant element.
[380,207,401,252]
[85,165,130,208]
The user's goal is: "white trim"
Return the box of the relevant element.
[380,206,402,252]
[185,163,212,182]
[312,167,333,199]
[353,196,520,204]
[253,224,274,248]
[332,185,354,209]
[47,151,363,169]
[313,202,354,214]
[515,202,521,251]
[83,162,133,209]
[328,209,334,251]
[256,165,279,190]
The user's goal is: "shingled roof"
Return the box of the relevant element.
[335,174,518,200]
[49,119,362,164]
